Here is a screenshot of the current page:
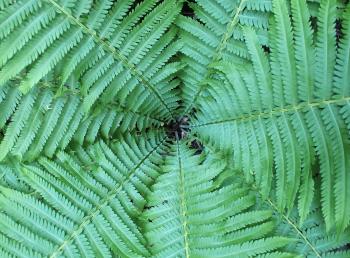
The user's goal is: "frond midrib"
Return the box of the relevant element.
[191,96,350,127]
[49,136,167,258]
[248,176,322,258]
[183,0,248,114]
[267,199,321,257]
[175,139,190,258]
[45,0,175,119]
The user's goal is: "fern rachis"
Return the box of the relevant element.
[0,0,349,257]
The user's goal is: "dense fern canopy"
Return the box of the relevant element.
[0,0,349,257]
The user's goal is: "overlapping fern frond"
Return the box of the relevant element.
[142,142,292,257]
[0,82,164,162]
[176,0,272,113]
[276,203,350,257]
[0,0,349,257]
[0,0,181,120]
[192,0,350,233]
[0,131,168,257]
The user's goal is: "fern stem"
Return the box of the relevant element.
[183,0,248,114]
[49,137,167,258]
[247,173,321,258]
[191,96,350,127]
[44,0,175,119]
[175,137,190,258]
[265,198,322,258]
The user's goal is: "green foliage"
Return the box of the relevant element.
[143,143,292,257]
[193,0,350,233]
[0,0,349,257]
[0,132,168,257]
[0,83,164,161]
[176,0,271,114]
[276,203,350,257]
[0,0,181,119]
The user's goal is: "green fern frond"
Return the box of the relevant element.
[0,0,349,256]
[0,164,29,192]
[192,0,350,233]
[0,131,168,257]
[0,0,182,120]
[176,0,272,114]
[276,204,350,257]
[142,142,292,257]
[0,83,165,162]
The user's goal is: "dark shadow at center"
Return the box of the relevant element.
[165,117,190,140]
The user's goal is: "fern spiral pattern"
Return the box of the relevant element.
[0,0,349,257]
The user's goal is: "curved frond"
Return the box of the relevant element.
[176,0,272,113]
[276,204,350,257]
[0,83,164,162]
[0,132,168,257]
[192,0,350,233]
[142,142,292,257]
[0,0,182,121]
[0,0,348,256]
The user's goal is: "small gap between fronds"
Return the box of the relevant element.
[166,116,190,140]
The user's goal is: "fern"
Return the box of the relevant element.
[276,203,350,257]
[192,0,350,233]
[176,0,272,114]
[142,143,292,257]
[0,0,349,257]
[0,0,181,119]
[0,83,163,161]
[0,132,168,257]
